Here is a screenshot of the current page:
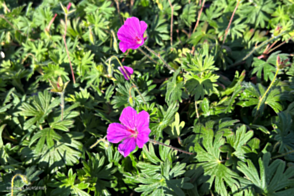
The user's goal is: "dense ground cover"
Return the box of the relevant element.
[1,0,294,195]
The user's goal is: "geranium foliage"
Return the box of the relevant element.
[0,0,294,195]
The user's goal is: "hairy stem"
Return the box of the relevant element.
[114,0,123,24]
[256,67,279,111]
[138,47,158,64]
[271,149,294,160]
[149,139,195,155]
[63,14,76,84]
[11,174,28,196]
[222,0,241,44]
[60,92,64,120]
[107,55,146,104]
[195,101,199,119]
[143,45,175,71]
[90,136,106,149]
[168,0,174,47]
[192,0,206,35]
[228,31,287,69]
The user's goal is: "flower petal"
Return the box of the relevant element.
[119,107,137,129]
[136,110,150,148]
[136,110,149,130]
[117,26,135,43]
[124,17,141,36]
[118,66,133,80]
[140,21,148,37]
[118,137,136,157]
[107,123,131,143]
[136,127,151,148]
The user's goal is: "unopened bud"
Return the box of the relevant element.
[128,96,134,106]
[67,2,72,11]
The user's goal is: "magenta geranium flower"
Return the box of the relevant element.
[107,107,151,157]
[117,17,148,53]
[118,66,133,80]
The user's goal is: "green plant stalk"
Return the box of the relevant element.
[228,31,287,68]
[143,45,175,71]
[149,139,195,155]
[222,0,241,44]
[11,174,28,196]
[137,47,158,64]
[60,92,64,120]
[107,55,146,104]
[271,149,294,159]
[63,14,76,84]
[256,67,279,111]
[90,136,106,149]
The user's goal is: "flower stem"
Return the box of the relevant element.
[60,92,64,120]
[138,47,158,64]
[90,136,106,149]
[149,139,195,155]
[107,55,147,104]
[256,67,279,111]
[271,149,294,160]
[228,31,287,69]
[222,0,241,44]
[11,174,28,196]
[167,0,174,47]
[63,14,76,84]
[191,0,206,36]
[143,45,175,71]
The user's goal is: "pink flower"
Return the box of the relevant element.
[67,2,72,11]
[118,66,133,80]
[107,107,151,157]
[117,17,148,53]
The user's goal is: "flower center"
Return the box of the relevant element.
[128,128,138,138]
[135,36,142,44]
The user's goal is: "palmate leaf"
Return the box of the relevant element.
[272,112,294,161]
[48,168,90,196]
[84,64,103,95]
[251,50,288,82]
[165,69,183,104]
[180,3,197,27]
[73,50,95,77]
[237,83,283,116]
[251,58,276,82]
[149,14,169,46]
[79,153,115,195]
[221,125,258,169]
[19,91,60,130]
[194,128,240,196]
[238,0,275,28]
[183,53,219,100]
[226,125,254,161]
[86,12,109,41]
[237,153,294,195]
[28,132,83,171]
[41,63,69,82]
[124,141,193,196]
[150,103,178,139]
[111,82,152,109]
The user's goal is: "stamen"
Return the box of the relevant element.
[135,36,142,44]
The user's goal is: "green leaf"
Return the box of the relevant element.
[49,168,90,196]
[19,91,60,130]
[183,53,219,100]
[237,153,294,195]
[150,103,178,139]
[165,69,183,104]
[194,127,240,196]
[251,58,276,82]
